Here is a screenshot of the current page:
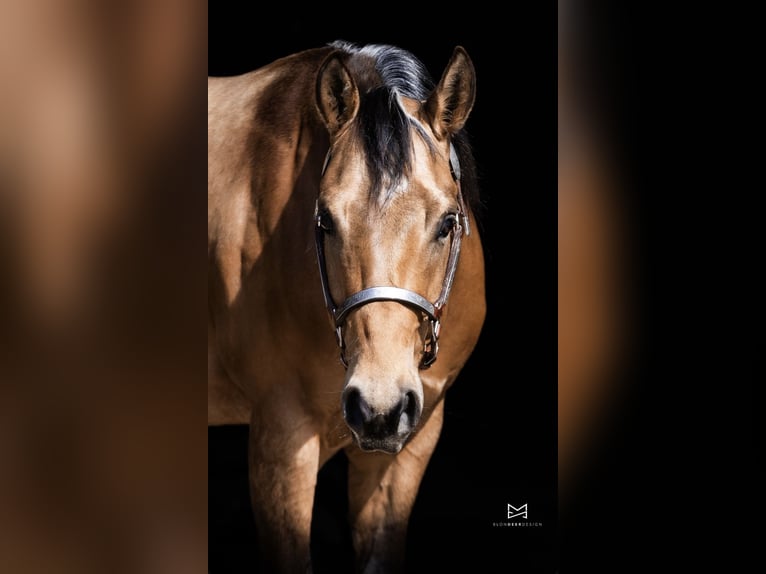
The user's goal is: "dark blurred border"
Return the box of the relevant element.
[559,1,760,571]
[1,1,208,572]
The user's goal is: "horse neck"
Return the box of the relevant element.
[253,101,330,323]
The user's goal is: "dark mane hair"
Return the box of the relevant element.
[329,41,481,218]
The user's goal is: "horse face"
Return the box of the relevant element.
[316,48,475,453]
[319,131,459,452]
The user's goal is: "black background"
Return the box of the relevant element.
[208,3,558,573]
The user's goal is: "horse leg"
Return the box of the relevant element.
[345,401,444,574]
[248,401,319,573]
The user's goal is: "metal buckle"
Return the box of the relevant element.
[420,318,440,369]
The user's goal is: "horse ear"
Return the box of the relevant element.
[316,53,360,136]
[426,46,476,139]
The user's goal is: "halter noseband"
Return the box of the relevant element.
[314,141,469,369]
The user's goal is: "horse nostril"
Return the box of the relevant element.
[343,387,369,432]
[397,391,421,434]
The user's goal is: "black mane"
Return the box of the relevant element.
[329,41,481,218]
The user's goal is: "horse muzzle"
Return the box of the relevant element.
[342,385,422,454]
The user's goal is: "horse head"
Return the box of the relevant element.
[314,45,476,453]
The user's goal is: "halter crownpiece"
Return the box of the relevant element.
[315,140,469,369]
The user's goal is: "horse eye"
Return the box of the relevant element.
[437,214,458,240]
[317,208,334,234]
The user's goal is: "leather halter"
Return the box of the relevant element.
[314,141,470,369]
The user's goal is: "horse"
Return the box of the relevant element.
[208,40,486,573]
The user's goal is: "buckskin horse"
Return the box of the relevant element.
[208,40,486,573]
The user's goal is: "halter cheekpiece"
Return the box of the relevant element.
[314,141,469,369]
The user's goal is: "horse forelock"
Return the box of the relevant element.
[327,42,434,203]
[327,41,481,217]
